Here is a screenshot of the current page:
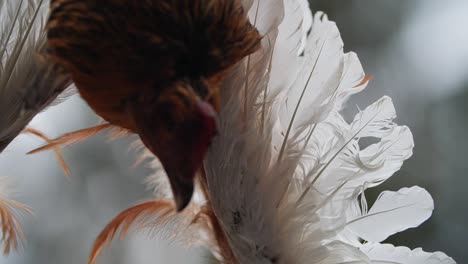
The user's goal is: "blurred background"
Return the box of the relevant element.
[0,0,466,263]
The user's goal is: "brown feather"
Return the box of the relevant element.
[87,199,175,264]
[27,123,113,154]
[22,128,71,177]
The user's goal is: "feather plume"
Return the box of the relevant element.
[0,178,32,255]
[89,0,455,263]
[0,0,72,153]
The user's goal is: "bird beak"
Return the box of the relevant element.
[137,133,200,212]
[168,100,217,211]
[166,100,217,211]
[133,99,217,212]
[164,164,196,212]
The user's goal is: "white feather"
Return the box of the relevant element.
[361,243,456,264]
[346,187,434,243]
[349,96,396,137]
[334,52,368,110]
[268,0,312,100]
[291,96,412,207]
[278,12,344,138]
[247,0,284,37]
[319,99,413,194]
[0,0,71,153]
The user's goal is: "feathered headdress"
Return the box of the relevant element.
[86,0,455,264]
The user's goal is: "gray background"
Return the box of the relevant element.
[0,1,466,263]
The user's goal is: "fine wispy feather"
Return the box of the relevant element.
[86,0,456,264]
[0,177,31,255]
[0,0,70,254]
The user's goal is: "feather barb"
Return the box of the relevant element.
[87,199,175,264]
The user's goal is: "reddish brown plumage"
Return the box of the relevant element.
[45,0,262,210]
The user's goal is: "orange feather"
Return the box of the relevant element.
[0,191,32,255]
[22,128,71,177]
[27,123,113,155]
[87,199,175,264]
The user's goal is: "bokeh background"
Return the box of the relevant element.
[0,0,466,263]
